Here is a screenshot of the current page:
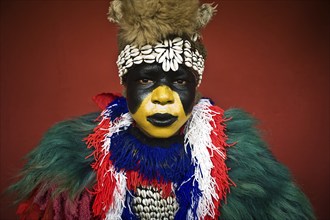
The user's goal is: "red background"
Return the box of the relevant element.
[1,1,329,219]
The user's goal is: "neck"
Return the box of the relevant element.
[128,126,184,148]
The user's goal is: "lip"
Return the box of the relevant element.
[147,113,178,127]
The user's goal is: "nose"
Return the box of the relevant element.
[151,85,175,105]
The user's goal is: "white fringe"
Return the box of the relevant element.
[100,110,132,219]
[184,98,221,219]
[105,169,127,220]
[99,112,133,167]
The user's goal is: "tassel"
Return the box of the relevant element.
[104,169,127,220]
[206,105,233,219]
[85,98,132,218]
[92,93,121,110]
[184,98,232,219]
[126,171,173,198]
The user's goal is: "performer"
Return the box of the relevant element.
[11,0,314,219]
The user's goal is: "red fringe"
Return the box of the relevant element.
[86,117,116,219]
[92,93,121,110]
[205,105,234,220]
[126,171,173,198]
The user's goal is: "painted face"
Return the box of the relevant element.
[125,63,197,138]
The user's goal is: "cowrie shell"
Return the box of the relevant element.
[163,39,169,47]
[185,60,193,67]
[141,48,153,55]
[144,56,155,63]
[192,34,198,41]
[130,48,140,57]
[116,58,125,65]
[124,52,131,60]
[141,45,152,50]
[172,37,182,43]
[133,55,143,62]
[123,45,130,50]
[184,50,192,58]
[154,47,166,53]
[162,59,170,72]
[125,59,133,68]
[133,58,143,64]
[155,43,166,49]
[185,56,192,62]
[170,59,179,71]
[184,40,191,48]
[119,51,125,58]
[169,48,174,59]
[157,53,166,63]
[174,53,183,64]
[172,45,183,53]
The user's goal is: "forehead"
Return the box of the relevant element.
[125,63,197,81]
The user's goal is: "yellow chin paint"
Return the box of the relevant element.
[131,85,190,138]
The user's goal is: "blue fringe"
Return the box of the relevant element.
[109,128,192,183]
[122,191,138,220]
[174,163,201,220]
[104,96,128,120]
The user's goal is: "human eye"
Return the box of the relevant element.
[173,79,187,85]
[138,78,154,85]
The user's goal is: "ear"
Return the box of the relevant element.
[122,87,127,98]
[107,0,123,23]
[196,3,217,29]
[194,90,202,104]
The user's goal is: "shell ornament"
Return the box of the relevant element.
[117,37,205,86]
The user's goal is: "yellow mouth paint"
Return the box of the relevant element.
[131,85,191,138]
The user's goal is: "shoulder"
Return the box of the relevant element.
[11,112,100,201]
[221,108,314,220]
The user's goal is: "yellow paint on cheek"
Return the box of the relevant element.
[131,86,190,138]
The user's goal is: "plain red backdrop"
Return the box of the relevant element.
[1,0,329,219]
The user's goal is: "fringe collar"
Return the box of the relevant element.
[86,96,232,219]
[110,126,192,183]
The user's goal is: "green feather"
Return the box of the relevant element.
[220,108,315,220]
[10,112,99,202]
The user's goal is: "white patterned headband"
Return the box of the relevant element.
[116,37,205,86]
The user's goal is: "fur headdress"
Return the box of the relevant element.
[108,0,216,86]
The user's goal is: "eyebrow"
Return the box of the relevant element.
[135,65,162,76]
[169,68,194,79]
[131,65,194,80]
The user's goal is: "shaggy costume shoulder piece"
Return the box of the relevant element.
[9,112,100,219]
[222,109,314,220]
[11,95,314,219]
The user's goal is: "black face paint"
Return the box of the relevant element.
[125,63,197,114]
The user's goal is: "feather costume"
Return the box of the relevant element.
[10,94,314,219]
[10,1,314,219]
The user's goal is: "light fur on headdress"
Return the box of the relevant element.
[108,0,216,49]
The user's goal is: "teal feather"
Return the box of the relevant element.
[10,112,99,202]
[221,108,315,220]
